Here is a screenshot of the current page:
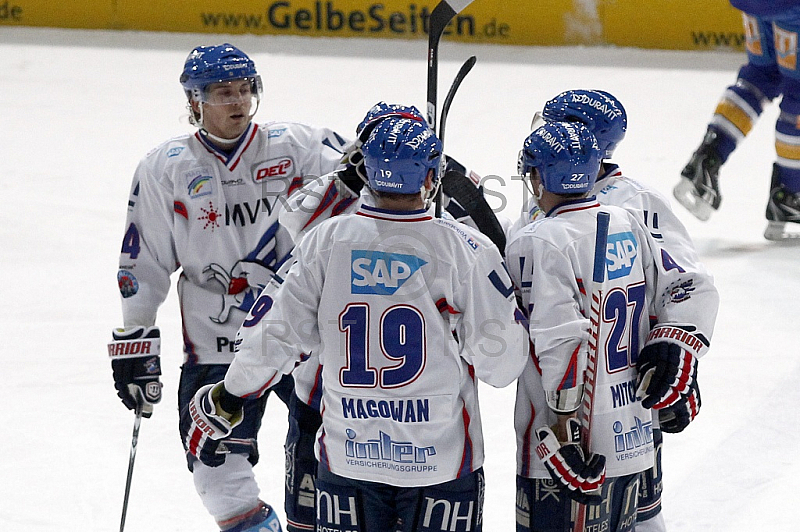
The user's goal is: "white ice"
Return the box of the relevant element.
[1,27,797,531]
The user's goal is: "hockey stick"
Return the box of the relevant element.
[573,211,610,532]
[436,57,483,225]
[426,0,475,217]
[438,55,476,148]
[119,404,143,532]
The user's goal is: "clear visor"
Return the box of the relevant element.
[530,111,547,131]
[198,76,262,106]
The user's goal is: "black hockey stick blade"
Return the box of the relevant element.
[439,55,476,147]
[435,55,477,218]
[441,168,507,253]
[427,0,475,130]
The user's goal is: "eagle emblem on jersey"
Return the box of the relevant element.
[350,250,427,296]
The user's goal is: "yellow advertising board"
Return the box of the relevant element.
[1,0,746,51]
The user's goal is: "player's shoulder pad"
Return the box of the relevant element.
[144,133,193,160]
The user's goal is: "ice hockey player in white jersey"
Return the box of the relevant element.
[181,114,528,532]
[107,43,346,532]
[506,120,719,532]
[272,101,513,529]
[509,89,720,532]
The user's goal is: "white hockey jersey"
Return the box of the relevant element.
[117,122,345,365]
[278,170,508,405]
[506,194,716,479]
[509,163,719,336]
[226,204,528,487]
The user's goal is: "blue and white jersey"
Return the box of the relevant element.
[507,199,658,479]
[227,204,528,487]
[117,121,345,365]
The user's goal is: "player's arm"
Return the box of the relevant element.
[454,242,528,388]
[180,234,324,466]
[279,169,361,242]
[110,158,179,416]
[631,214,718,418]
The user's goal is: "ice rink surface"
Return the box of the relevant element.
[1,26,798,531]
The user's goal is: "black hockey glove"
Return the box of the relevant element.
[180,382,243,468]
[536,418,606,505]
[334,163,366,197]
[108,326,162,418]
[658,378,701,433]
[636,324,707,410]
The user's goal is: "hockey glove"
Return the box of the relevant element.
[180,382,243,468]
[108,326,162,418]
[636,324,707,409]
[536,418,606,505]
[658,378,701,433]
[334,163,366,198]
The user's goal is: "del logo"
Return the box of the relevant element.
[254,157,294,183]
[605,231,638,280]
[351,250,426,295]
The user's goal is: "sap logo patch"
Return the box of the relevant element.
[185,168,214,199]
[351,250,426,295]
[167,147,184,158]
[268,127,287,138]
[254,157,294,183]
[606,231,638,279]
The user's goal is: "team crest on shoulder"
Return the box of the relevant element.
[351,250,427,295]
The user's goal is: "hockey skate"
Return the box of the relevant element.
[225,502,282,532]
[764,164,800,241]
[673,129,723,221]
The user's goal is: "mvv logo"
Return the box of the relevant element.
[351,250,426,295]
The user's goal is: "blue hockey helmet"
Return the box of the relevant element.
[541,89,627,159]
[362,117,443,195]
[180,43,262,103]
[356,102,425,142]
[520,121,602,195]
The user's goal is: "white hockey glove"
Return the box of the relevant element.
[108,326,162,418]
[536,418,606,505]
[636,324,707,409]
[180,382,243,468]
